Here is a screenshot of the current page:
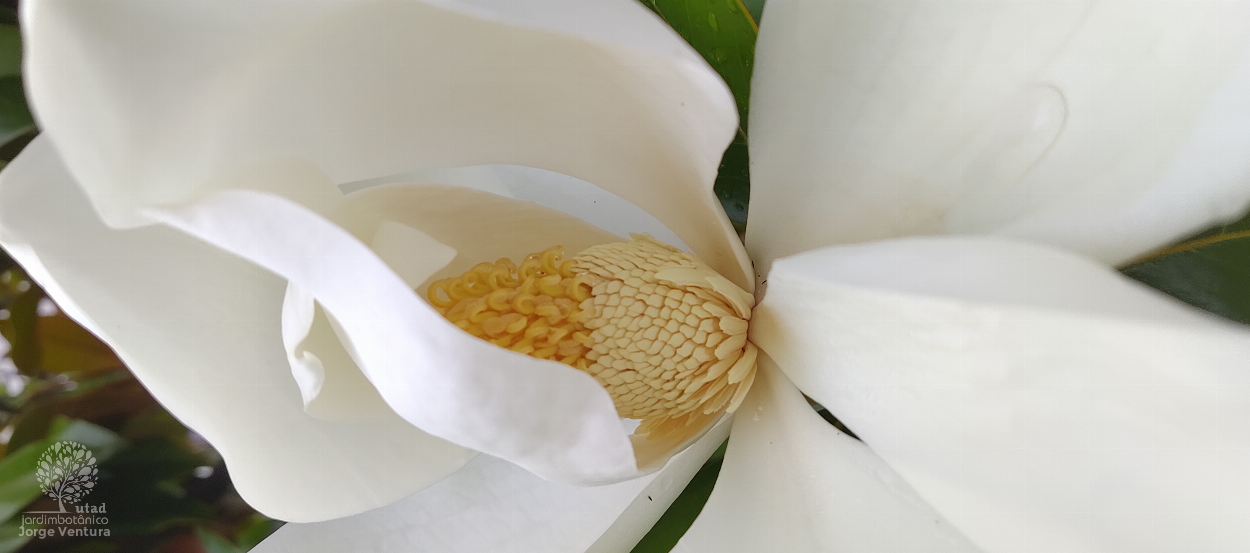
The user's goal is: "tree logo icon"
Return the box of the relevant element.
[35,441,98,512]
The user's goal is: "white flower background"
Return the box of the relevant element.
[1,1,1249,553]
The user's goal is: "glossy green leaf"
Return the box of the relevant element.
[640,0,756,128]
[739,0,765,23]
[715,135,749,233]
[1122,210,1250,325]
[630,440,727,553]
[638,0,758,231]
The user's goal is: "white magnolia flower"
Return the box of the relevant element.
[3,1,1250,552]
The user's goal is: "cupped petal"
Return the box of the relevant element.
[675,357,983,553]
[486,165,691,252]
[340,166,516,198]
[147,168,640,484]
[746,0,1250,272]
[332,178,716,472]
[281,283,395,422]
[253,418,731,553]
[339,164,689,251]
[0,137,475,522]
[753,236,1250,553]
[24,0,751,288]
[331,181,625,288]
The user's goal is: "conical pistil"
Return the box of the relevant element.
[427,234,757,442]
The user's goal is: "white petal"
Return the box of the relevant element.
[331,181,625,288]
[341,165,689,251]
[340,166,516,198]
[24,0,751,289]
[747,0,1250,272]
[147,171,640,485]
[281,283,395,422]
[676,358,983,553]
[281,185,645,435]
[493,165,690,252]
[367,221,459,289]
[0,137,474,521]
[753,237,1250,553]
[254,418,731,553]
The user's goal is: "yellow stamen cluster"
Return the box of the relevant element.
[426,247,597,364]
[426,234,757,442]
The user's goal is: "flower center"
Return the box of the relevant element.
[427,234,757,441]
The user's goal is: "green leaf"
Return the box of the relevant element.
[1121,210,1250,324]
[4,403,56,452]
[45,417,128,461]
[0,25,20,79]
[630,440,727,553]
[739,0,765,24]
[638,0,758,230]
[640,0,756,129]
[196,526,245,553]
[0,23,32,154]
[235,513,282,551]
[0,75,32,149]
[0,418,124,522]
[715,135,749,233]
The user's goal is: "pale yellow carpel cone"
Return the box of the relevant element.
[427,234,757,445]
